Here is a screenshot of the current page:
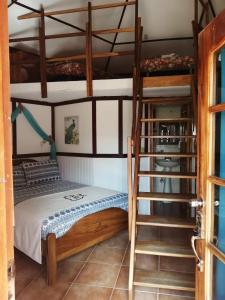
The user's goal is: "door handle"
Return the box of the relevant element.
[191,236,204,272]
[190,198,204,208]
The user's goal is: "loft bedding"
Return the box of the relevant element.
[13,160,128,264]
[141,53,194,74]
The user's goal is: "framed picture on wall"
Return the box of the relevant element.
[64,116,79,144]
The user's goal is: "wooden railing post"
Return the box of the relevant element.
[132,66,137,141]
[39,7,47,98]
[134,0,139,67]
[127,136,133,240]
[86,2,93,97]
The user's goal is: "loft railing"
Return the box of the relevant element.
[192,0,216,87]
[9,0,139,98]
[131,16,142,143]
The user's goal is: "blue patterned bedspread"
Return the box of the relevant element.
[41,191,128,240]
[14,181,128,244]
[14,180,85,205]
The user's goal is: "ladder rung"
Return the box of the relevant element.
[135,240,195,258]
[139,152,197,158]
[141,118,192,123]
[142,97,192,105]
[138,171,197,179]
[137,192,197,202]
[136,215,195,228]
[140,135,197,139]
[134,269,195,292]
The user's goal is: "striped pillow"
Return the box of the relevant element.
[23,160,61,185]
[13,165,27,188]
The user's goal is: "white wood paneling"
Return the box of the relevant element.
[57,156,94,185]
[16,104,51,154]
[123,100,132,154]
[58,155,149,214]
[96,101,118,154]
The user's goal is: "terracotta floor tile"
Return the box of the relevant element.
[122,249,130,266]
[42,260,84,283]
[111,289,128,300]
[135,286,158,294]
[66,246,95,262]
[15,249,43,296]
[115,266,158,294]
[16,277,69,300]
[135,291,157,300]
[116,266,129,289]
[15,277,34,297]
[64,284,112,300]
[159,289,195,297]
[137,227,160,241]
[15,250,43,277]
[89,245,126,265]
[100,230,129,249]
[136,254,158,271]
[75,262,120,287]
[159,294,195,300]
[159,228,193,245]
[160,256,195,273]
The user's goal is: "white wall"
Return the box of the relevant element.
[97,101,118,154]
[16,103,52,154]
[55,102,92,153]
[55,99,133,155]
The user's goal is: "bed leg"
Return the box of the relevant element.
[46,233,57,286]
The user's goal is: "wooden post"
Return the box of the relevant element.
[136,18,142,94]
[127,136,133,240]
[86,2,93,97]
[46,233,57,285]
[205,1,209,24]
[194,0,198,26]
[39,7,47,98]
[118,99,123,155]
[149,104,154,214]
[0,1,14,298]
[132,66,137,141]
[134,0,139,67]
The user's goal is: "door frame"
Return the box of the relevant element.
[198,7,225,300]
[0,1,14,299]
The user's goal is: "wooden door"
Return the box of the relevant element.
[0,1,15,300]
[198,7,225,300]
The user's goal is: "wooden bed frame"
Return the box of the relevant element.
[42,208,127,285]
[13,159,128,285]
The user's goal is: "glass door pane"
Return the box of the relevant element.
[213,256,225,300]
[215,47,225,104]
[212,46,225,300]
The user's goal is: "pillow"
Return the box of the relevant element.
[13,165,27,188]
[22,160,61,185]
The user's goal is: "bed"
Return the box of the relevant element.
[13,159,128,285]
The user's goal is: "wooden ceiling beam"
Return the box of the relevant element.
[47,50,134,63]
[18,1,136,20]
[104,0,130,72]
[14,1,113,45]
[9,27,134,43]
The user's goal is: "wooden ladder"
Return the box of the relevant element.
[128,77,197,299]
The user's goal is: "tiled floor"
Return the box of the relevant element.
[15,229,195,300]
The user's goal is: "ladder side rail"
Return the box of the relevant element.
[128,79,143,300]
[128,136,133,240]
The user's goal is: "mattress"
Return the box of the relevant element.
[141,53,194,74]
[14,181,128,263]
